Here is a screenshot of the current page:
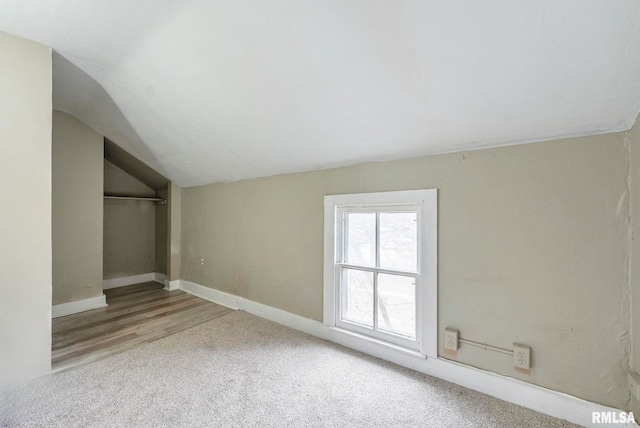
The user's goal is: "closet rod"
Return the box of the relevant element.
[104,195,164,202]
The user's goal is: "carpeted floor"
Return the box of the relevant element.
[1,311,576,427]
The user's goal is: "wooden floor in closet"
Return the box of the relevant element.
[52,282,232,372]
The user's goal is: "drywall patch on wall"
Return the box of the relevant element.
[52,110,104,306]
[181,132,630,409]
[0,30,52,391]
[621,128,633,412]
[629,112,640,410]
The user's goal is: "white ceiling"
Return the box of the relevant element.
[2,1,640,186]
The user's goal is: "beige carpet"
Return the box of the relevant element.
[1,311,576,427]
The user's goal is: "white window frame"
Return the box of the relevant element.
[323,189,438,358]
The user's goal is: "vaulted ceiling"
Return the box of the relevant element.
[2,1,640,186]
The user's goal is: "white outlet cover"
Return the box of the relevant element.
[513,343,531,370]
[444,328,459,352]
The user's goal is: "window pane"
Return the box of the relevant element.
[345,212,375,267]
[377,273,415,338]
[341,268,373,327]
[379,212,417,271]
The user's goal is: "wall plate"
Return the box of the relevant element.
[444,328,459,352]
[514,343,531,371]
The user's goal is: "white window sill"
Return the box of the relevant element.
[327,326,427,360]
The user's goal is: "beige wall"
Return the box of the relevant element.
[103,201,156,279]
[52,111,104,305]
[182,132,630,408]
[0,31,52,391]
[155,188,168,275]
[630,114,640,415]
[104,160,156,197]
[168,183,182,281]
[104,163,156,279]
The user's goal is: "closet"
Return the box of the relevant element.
[103,139,169,286]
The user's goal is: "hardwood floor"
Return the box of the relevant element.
[52,282,232,372]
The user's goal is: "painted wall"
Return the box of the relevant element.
[104,160,156,197]
[0,31,51,391]
[630,114,640,415]
[182,133,630,408]
[155,188,168,275]
[168,183,182,281]
[103,162,156,280]
[52,111,104,305]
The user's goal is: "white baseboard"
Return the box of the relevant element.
[103,273,157,289]
[154,273,167,284]
[179,280,242,308]
[164,279,180,291]
[52,294,107,318]
[178,279,636,428]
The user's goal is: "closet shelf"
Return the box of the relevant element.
[104,195,167,204]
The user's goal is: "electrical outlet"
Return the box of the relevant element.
[513,343,531,371]
[444,328,459,352]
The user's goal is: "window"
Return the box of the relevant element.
[324,190,437,357]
